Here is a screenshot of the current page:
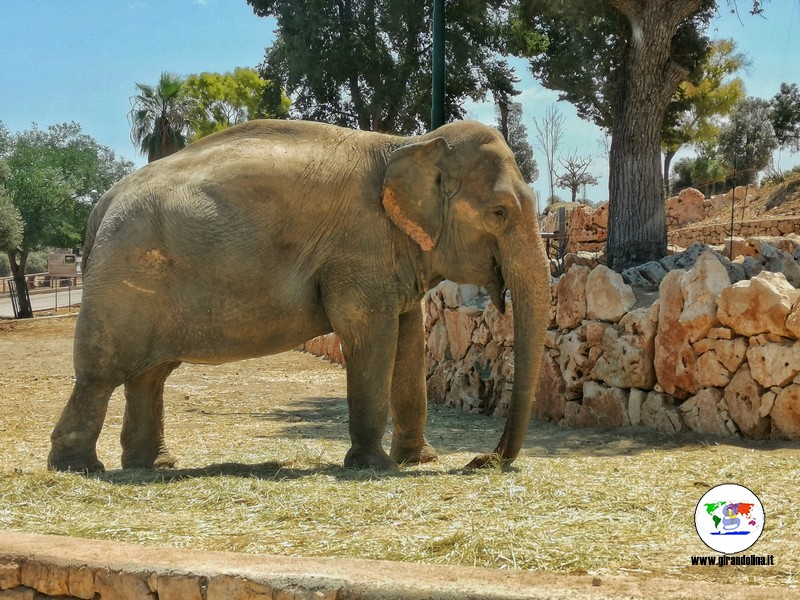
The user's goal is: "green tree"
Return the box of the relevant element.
[184,67,291,139]
[496,101,538,184]
[717,97,778,185]
[661,38,747,192]
[770,82,800,152]
[516,0,715,271]
[129,72,194,162]
[247,0,523,134]
[0,191,23,256]
[1,122,133,318]
[671,154,728,196]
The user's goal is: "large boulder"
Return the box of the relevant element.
[679,251,731,342]
[591,305,658,389]
[665,187,707,226]
[585,265,636,322]
[533,354,567,422]
[680,388,731,436]
[724,364,770,438]
[654,270,699,398]
[443,305,482,361]
[556,264,591,329]
[771,385,800,439]
[717,271,800,338]
[564,381,630,428]
[557,326,595,398]
[641,392,683,433]
[746,342,800,388]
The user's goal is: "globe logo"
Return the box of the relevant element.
[694,483,765,554]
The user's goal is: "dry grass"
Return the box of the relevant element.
[0,315,798,591]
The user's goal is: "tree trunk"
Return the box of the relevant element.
[663,148,678,197]
[7,249,32,319]
[606,0,703,272]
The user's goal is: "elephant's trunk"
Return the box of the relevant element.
[468,230,550,467]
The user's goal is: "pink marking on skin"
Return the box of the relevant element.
[382,187,437,251]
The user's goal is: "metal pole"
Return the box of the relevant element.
[431,0,445,130]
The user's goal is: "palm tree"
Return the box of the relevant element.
[129,72,193,162]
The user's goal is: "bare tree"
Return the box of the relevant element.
[533,103,565,203]
[556,151,600,203]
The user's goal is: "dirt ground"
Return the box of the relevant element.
[1,315,797,599]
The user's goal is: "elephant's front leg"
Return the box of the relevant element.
[389,308,439,465]
[337,311,400,470]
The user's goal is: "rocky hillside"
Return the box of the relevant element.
[686,176,800,226]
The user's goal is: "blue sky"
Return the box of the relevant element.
[1,1,798,203]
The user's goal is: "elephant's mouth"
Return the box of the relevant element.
[488,260,507,314]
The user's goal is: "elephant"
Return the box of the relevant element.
[47,119,550,472]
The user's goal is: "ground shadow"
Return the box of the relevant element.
[184,394,800,459]
[97,394,799,487]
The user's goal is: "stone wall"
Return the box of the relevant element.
[301,238,800,439]
[669,216,800,248]
[0,530,577,600]
[542,186,800,257]
[423,249,800,439]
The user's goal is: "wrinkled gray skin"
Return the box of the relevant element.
[48,119,550,472]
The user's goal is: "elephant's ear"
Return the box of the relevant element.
[382,137,450,251]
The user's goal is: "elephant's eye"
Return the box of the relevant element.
[491,206,507,219]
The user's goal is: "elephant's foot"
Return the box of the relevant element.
[390,441,439,465]
[121,448,177,470]
[465,452,511,469]
[344,446,398,470]
[48,448,105,473]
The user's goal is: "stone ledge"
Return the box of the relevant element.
[0,531,785,600]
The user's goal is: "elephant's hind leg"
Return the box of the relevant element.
[389,309,439,465]
[120,362,181,469]
[49,378,116,472]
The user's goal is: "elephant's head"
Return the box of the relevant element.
[382,121,550,467]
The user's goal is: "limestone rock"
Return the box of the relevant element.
[557,327,594,397]
[771,385,800,438]
[563,252,598,272]
[680,388,730,436]
[547,277,559,329]
[533,354,567,422]
[426,319,449,362]
[654,269,699,398]
[593,202,609,228]
[484,300,514,346]
[713,337,749,373]
[665,187,706,226]
[556,265,591,329]
[724,364,770,438]
[679,251,731,342]
[591,306,658,389]
[641,392,683,433]
[717,271,800,337]
[696,351,733,388]
[745,342,800,387]
[564,381,630,427]
[785,299,800,338]
[436,280,462,309]
[759,390,776,418]
[585,265,636,322]
[725,236,760,259]
[628,389,646,426]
